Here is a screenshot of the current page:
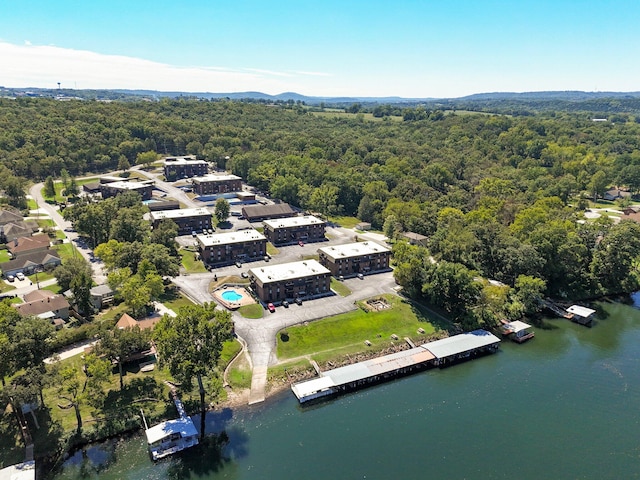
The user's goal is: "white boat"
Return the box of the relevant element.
[143,391,199,460]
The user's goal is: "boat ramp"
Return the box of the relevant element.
[291,329,500,404]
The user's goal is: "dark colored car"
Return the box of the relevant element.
[282,300,290,308]
[295,297,303,305]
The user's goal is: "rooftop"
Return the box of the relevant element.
[149,207,211,221]
[191,173,242,183]
[249,259,330,284]
[263,215,324,229]
[197,229,266,247]
[567,305,596,318]
[102,180,154,190]
[318,241,390,260]
[145,417,198,445]
[163,156,207,166]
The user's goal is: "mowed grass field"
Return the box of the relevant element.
[276,294,437,362]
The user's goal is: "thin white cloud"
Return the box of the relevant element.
[243,67,294,78]
[0,42,303,94]
[294,70,332,77]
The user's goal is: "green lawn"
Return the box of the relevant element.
[41,283,63,294]
[44,177,100,203]
[0,281,17,294]
[54,242,80,261]
[0,249,10,263]
[328,215,361,228]
[266,243,279,256]
[159,291,196,314]
[330,278,351,296]
[179,249,207,273]
[36,218,55,228]
[27,198,38,210]
[276,295,437,360]
[28,271,55,283]
[238,303,263,318]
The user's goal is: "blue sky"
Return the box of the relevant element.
[1,0,638,98]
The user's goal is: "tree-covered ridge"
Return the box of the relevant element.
[2,98,640,303]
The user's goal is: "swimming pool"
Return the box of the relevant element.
[221,290,243,302]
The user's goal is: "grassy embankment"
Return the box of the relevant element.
[275,294,438,366]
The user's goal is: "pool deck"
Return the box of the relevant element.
[213,286,255,310]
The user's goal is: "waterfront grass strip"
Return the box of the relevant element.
[277,295,436,360]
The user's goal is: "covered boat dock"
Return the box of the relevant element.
[501,320,535,343]
[291,330,500,403]
[566,305,596,326]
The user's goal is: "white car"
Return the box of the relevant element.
[16,272,25,281]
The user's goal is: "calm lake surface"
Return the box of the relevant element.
[50,296,640,480]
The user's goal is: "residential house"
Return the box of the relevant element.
[15,290,70,320]
[0,209,23,226]
[603,188,632,201]
[90,284,115,311]
[0,249,61,277]
[116,312,161,331]
[262,215,326,246]
[7,234,50,258]
[402,232,428,247]
[1,221,34,244]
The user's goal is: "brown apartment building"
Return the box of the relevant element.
[262,215,326,246]
[148,207,212,235]
[317,241,391,278]
[163,156,208,180]
[248,259,331,304]
[191,173,243,195]
[197,230,267,266]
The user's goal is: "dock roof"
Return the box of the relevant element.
[567,305,596,318]
[423,330,501,359]
[504,320,532,334]
[145,417,198,445]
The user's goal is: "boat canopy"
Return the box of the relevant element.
[505,320,532,333]
[145,417,198,445]
[566,305,596,318]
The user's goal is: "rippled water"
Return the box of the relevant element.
[50,297,640,480]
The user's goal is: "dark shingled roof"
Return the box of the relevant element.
[241,203,296,221]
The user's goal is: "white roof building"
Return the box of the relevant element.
[191,173,242,183]
[197,230,266,247]
[148,207,211,221]
[318,241,390,260]
[263,215,323,229]
[250,259,330,284]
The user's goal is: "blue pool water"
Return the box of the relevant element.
[221,290,243,302]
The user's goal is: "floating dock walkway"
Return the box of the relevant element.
[291,329,501,404]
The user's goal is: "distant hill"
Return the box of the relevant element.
[3,86,640,114]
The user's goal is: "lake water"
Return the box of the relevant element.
[49,296,640,480]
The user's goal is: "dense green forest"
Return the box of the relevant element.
[2,97,640,326]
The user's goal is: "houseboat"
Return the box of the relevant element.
[143,392,199,460]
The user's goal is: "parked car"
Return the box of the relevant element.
[295,297,303,305]
[282,300,290,308]
[6,275,15,282]
[267,302,276,313]
[264,255,270,262]
[207,228,214,234]
[357,273,364,280]
[235,261,242,268]
[191,231,198,237]
[241,272,249,278]
[16,272,25,281]
[298,240,304,247]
